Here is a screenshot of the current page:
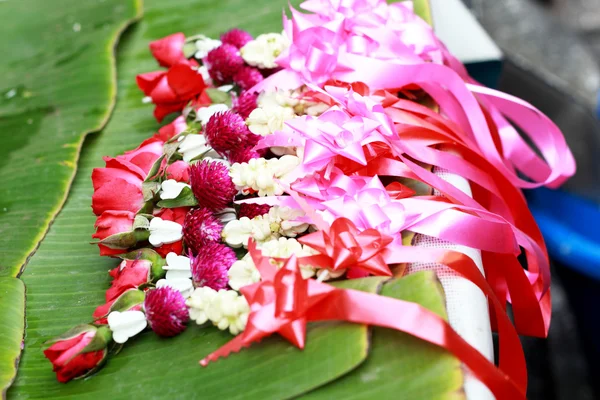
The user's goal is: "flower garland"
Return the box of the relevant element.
[44,1,574,398]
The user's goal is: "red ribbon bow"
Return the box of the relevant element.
[298,217,393,277]
[200,238,527,399]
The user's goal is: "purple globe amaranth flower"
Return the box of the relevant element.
[190,160,238,211]
[234,91,258,119]
[221,28,253,49]
[233,67,263,91]
[205,110,254,155]
[238,203,271,219]
[191,242,237,290]
[205,44,244,84]
[183,207,223,252]
[144,286,189,337]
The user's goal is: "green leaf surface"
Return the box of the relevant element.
[7,0,453,397]
[0,0,142,277]
[304,272,465,400]
[11,273,380,400]
[6,0,386,397]
[0,278,25,398]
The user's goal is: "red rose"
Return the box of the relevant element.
[106,259,152,301]
[119,137,165,174]
[44,325,110,383]
[155,115,188,142]
[91,138,164,216]
[92,211,135,256]
[137,62,210,122]
[153,207,190,257]
[166,161,190,183]
[92,259,151,321]
[149,33,187,68]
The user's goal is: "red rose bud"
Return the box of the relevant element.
[136,62,207,122]
[153,207,189,257]
[154,115,188,142]
[233,66,263,91]
[205,110,253,155]
[106,259,152,302]
[92,211,136,256]
[93,289,145,324]
[149,33,187,68]
[166,160,190,183]
[144,287,189,337]
[183,207,223,252]
[220,28,253,49]
[118,136,165,175]
[238,203,271,219]
[190,160,238,211]
[234,90,258,119]
[191,242,236,290]
[205,44,244,84]
[44,325,111,383]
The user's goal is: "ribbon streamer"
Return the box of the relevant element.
[200,240,527,399]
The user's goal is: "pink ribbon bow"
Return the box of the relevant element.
[200,238,527,400]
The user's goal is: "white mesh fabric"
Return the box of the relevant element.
[407,168,495,400]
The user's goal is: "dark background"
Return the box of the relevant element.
[462,1,600,399]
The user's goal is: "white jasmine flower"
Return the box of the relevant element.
[148,217,183,247]
[205,290,250,335]
[186,287,249,335]
[229,155,300,197]
[227,254,260,290]
[160,179,190,200]
[258,89,300,109]
[156,277,194,299]
[186,286,218,325]
[222,216,274,248]
[222,217,253,248]
[194,36,222,59]
[163,252,192,280]
[178,134,210,162]
[304,101,330,116]
[267,206,309,237]
[240,32,289,69]
[107,310,147,344]
[259,237,317,279]
[246,105,295,136]
[195,103,229,126]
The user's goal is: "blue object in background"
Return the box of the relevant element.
[527,188,600,281]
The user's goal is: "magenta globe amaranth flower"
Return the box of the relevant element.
[144,286,189,337]
[234,67,263,91]
[190,160,237,211]
[205,44,244,84]
[221,28,253,49]
[238,203,271,219]
[234,90,258,119]
[183,207,223,252]
[205,110,254,155]
[228,148,260,164]
[191,242,237,290]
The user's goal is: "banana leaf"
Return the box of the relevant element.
[5,0,465,398]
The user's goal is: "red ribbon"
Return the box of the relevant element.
[200,240,527,399]
[298,218,393,277]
